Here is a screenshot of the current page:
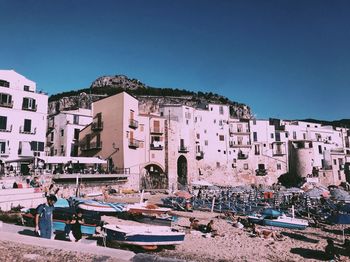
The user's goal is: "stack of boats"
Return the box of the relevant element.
[248,207,308,230]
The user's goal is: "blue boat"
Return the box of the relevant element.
[103,224,185,246]
[53,220,97,235]
[263,215,308,230]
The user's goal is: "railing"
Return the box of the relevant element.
[229,142,251,148]
[150,127,163,134]
[47,120,55,129]
[238,153,248,160]
[255,169,268,176]
[19,126,36,135]
[92,121,103,131]
[150,143,163,150]
[129,139,140,148]
[178,146,189,153]
[129,119,139,129]
[229,128,250,135]
[196,151,204,159]
[0,101,13,108]
[0,124,12,133]
[81,141,102,151]
[22,105,37,112]
[273,150,285,156]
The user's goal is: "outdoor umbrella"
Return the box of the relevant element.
[328,213,350,243]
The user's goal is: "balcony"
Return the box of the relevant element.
[22,105,37,112]
[229,142,251,148]
[0,124,12,133]
[0,100,13,108]
[238,153,248,160]
[229,129,250,135]
[255,169,268,176]
[273,151,286,156]
[150,127,163,134]
[80,141,103,151]
[129,139,140,149]
[0,149,9,156]
[150,143,163,150]
[196,151,204,160]
[92,121,103,131]
[178,146,189,153]
[19,127,36,135]
[129,119,139,129]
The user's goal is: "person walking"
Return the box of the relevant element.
[35,194,57,239]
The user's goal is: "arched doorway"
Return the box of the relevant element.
[177,155,188,188]
[141,164,167,189]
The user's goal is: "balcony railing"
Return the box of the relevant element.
[129,119,139,129]
[178,146,189,153]
[47,120,55,130]
[229,142,251,148]
[229,129,250,135]
[196,151,204,159]
[238,153,248,160]
[22,105,37,112]
[0,100,13,108]
[129,139,140,149]
[150,127,163,134]
[255,169,268,176]
[0,124,12,133]
[81,141,103,151]
[273,151,285,156]
[19,126,36,135]
[92,121,104,131]
[150,143,163,150]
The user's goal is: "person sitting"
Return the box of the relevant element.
[30,177,41,188]
[252,224,283,240]
[325,238,340,260]
[70,211,84,242]
[205,220,219,236]
[189,217,207,232]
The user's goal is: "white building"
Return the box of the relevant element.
[47,108,92,157]
[0,70,48,171]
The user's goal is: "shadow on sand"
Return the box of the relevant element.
[18,229,36,237]
[281,232,319,244]
[290,248,328,261]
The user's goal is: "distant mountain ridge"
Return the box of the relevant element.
[299,118,350,128]
[48,75,252,118]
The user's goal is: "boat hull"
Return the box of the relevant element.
[104,226,185,246]
[263,219,308,230]
[53,220,96,235]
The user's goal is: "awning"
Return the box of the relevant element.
[42,156,107,164]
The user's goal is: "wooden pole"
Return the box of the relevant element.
[211,197,216,213]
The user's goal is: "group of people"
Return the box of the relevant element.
[34,194,84,242]
[189,217,219,236]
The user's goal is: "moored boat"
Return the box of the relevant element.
[126,202,171,215]
[263,215,308,230]
[103,224,185,246]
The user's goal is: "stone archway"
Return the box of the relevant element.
[177,155,188,188]
[141,164,167,189]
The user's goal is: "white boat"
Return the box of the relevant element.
[77,200,125,214]
[263,214,308,230]
[103,224,185,246]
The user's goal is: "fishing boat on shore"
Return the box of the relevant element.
[103,224,185,247]
[125,202,171,215]
[75,199,125,215]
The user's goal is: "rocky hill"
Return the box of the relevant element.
[48,75,252,118]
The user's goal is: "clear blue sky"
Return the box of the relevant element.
[1,0,349,120]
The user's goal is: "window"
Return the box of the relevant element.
[219,135,224,141]
[214,119,216,124]
[50,132,54,142]
[204,129,207,134]
[253,119,256,125]
[0,116,7,130]
[258,164,265,170]
[0,141,6,153]
[0,79,9,87]
[277,163,281,170]
[285,132,289,138]
[61,129,64,136]
[270,133,274,139]
[0,93,12,107]
[22,97,36,111]
[204,140,208,146]
[238,137,243,145]
[293,131,297,139]
[61,145,64,154]
[253,132,258,142]
[334,159,337,165]
[74,128,80,140]
[219,106,224,115]
[196,133,200,139]
[73,115,79,125]
[244,163,249,170]
[24,85,30,91]
[275,132,281,142]
[254,145,260,155]
[318,145,322,154]
[24,119,32,132]
[186,120,189,125]
[216,162,220,167]
[30,141,45,151]
[219,120,223,126]
[303,133,306,140]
